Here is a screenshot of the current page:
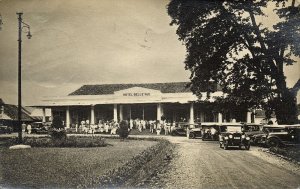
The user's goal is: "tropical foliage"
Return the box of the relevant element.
[168,0,300,124]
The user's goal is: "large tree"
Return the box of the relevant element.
[168,0,300,124]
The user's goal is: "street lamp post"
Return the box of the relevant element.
[17,12,31,144]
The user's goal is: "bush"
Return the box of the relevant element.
[23,136,107,148]
[118,120,129,139]
[49,129,67,141]
[50,116,67,140]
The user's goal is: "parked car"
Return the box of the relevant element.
[253,124,300,147]
[219,123,251,150]
[0,125,13,134]
[171,122,191,136]
[187,123,201,139]
[242,123,264,143]
[31,122,50,134]
[200,122,220,141]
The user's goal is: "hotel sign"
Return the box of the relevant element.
[114,87,162,103]
[123,93,150,97]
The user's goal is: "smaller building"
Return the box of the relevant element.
[0,98,35,131]
[25,106,52,122]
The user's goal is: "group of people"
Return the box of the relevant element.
[129,119,176,135]
[73,118,179,136]
[75,120,119,135]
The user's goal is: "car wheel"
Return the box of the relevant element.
[245,144,250,150]
[238,145,242,150]
[171,131,176,136]
[223,141,228,150]
[189,133,195,139]
[267,138,280,148]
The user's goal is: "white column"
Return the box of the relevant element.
[119,105,123,121]
[142,105,145,120]
[218,112,223,124]
[42,108,46,123]
[247,111,252,123]
[66,106,70,128]
[157,103,161,121]
[189,103,194,124]
[113,104,118,122]
[91,105,95,125]
[50,108,53,122]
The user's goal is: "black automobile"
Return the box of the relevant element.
[200,123,220,141]
[31,122,50,134]
[0,125,13,134]
[253,124,300,147]
[187,124,201,139]
[242,123,264,144]
[219,123,251,150]
[171,122,191,136]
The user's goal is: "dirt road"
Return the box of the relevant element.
[158,137,300,189]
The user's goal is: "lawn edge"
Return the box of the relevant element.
[92,138,175,188]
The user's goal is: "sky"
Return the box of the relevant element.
[0,0,299,106]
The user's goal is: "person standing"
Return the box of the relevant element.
[22,122,26,133]
[130,119,133,130]
[156,120,161,135]
[27,124,32,134]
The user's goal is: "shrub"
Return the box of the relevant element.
[118,120,129,139]
[49,129,67,141]
[23,136,107,148]
[98,139,174,187]
[50,116,66,140]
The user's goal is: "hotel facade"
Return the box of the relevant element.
[36,82,255,127]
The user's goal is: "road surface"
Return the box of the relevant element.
[157,137,300,189]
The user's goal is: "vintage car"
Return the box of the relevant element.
[219,123,251,150]
[242,123,264,143]
[171,122,192,136]
[31,122,51,134]
[253,124,300,147]
[200,122,220,141]
[0,125,13,134]
[187,123,201,139]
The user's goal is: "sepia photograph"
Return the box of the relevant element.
[0,0,300,188]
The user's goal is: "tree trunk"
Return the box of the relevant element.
[274,89,298,124]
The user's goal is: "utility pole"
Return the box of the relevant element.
[17,12,23,144]
[16,12,31,144]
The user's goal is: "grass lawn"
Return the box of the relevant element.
[0,138,157,188]
[269,145,300,162]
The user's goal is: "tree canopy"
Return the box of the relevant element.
[168,0,300,124]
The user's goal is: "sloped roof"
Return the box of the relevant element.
[1,103,35,121]
[69,82,192,95]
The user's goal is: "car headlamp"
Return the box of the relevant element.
[291,135,295,139]
[246,137,250,140]
[225,136,229,140]
[229,135,233,139]
[242,135,245,139]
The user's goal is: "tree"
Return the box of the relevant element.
[168,0,300,124]
[51,115,66,140]
[52,115,64,129]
